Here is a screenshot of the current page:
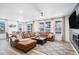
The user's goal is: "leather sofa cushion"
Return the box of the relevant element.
[40,32,49,37]
[19,38,31,41]
[18,40,36,45]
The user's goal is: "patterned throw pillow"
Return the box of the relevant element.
[35,32,40,37]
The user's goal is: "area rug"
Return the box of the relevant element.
[33,41,76,55]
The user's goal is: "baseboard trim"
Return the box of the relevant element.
[70,41,78,55]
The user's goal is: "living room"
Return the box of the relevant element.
[0,3,79,55]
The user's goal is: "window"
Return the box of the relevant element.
[27,24,32,32]
[0,20,5,33]
[0,22,5,33]
[17,21,23,30]
[39,22,44,32]
[55,21,61,34]
[45,22,51,32]
[39,22,51,32]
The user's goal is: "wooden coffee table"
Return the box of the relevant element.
[35,37,47,45]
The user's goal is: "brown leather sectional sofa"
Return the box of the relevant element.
[22,32,35,39]
[9,32,36,53]
[39,32,49,37]
[39,32,54,41]
[15,39,36,52]
[9,31,54,53]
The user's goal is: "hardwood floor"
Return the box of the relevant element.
[0,39,76,55]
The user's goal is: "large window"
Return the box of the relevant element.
[55,21,61,34]
[27,24,32,32]
[39,22,51,32]
[45,22,51,32]
[39,22,44,32]
[0,20,5,33]
[17,21,23,31]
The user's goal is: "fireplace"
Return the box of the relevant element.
[73,34,79,47]
[71,29,79,53]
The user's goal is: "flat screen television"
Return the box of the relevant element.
[76,15,79,28]
[69,11,77,29]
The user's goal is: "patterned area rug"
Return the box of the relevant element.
[33,41,76,55]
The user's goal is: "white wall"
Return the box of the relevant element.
[23,22,27,31]
[7,20,18,33]
[33,21,39,32]
[65,16,70,42]
[51,19,55,33]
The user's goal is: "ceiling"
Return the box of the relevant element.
[0,3,77,21]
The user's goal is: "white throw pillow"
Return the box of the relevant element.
[48,33,53,38]
[11,37,17,42]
